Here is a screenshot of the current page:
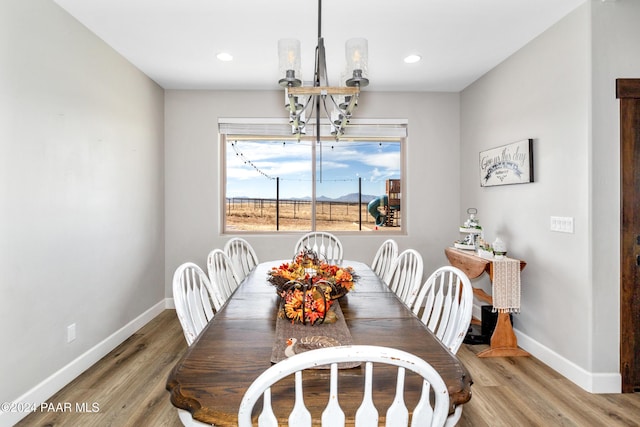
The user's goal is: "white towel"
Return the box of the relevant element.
[492,258,521,313]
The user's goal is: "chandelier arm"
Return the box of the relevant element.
[305,98,315,122]
[325,94,347,137]
[320,95,333,121]
[335,93,359,133]
[326,93,342,113]
[343,92,359,116]
[290,97,316,136]
[290,95,313,120]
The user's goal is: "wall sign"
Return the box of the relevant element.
[479,139,533,187]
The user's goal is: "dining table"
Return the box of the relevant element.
[166,260,473,426]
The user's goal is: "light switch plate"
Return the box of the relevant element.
[550,216,574,233]
[67,323,76,343]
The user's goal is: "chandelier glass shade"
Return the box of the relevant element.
[277,0,368,139]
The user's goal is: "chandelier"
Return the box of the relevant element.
[277,0,369,139]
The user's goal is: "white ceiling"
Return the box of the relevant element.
[53,0,587,92]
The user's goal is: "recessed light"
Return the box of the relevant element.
[216,52,233,62]
[404,54,421,64]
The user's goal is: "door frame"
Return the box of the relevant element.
[616,78,640,393]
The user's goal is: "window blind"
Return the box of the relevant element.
[218,118,408,138]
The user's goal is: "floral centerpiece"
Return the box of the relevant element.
[268,248,358,325]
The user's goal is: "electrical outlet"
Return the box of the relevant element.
[550,216,574,233]
[67,323,76,343]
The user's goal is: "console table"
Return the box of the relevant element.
[445,247,529,357]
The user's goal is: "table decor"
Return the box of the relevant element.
[271,300,358,368]
[268,248,357,304]
[268,249,360,365]
[278,284,335,325]
[455,208,483,250]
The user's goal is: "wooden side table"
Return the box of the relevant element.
[445,247,529,357]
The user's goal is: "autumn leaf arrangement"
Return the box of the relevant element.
[268,248,357,325]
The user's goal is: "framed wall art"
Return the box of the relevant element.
[479,139,533,187]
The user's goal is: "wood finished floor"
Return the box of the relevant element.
[16,310,640,427]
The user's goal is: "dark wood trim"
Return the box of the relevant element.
[617,78,640,393]
[616,79,640,99]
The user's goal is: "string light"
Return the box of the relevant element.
[231,141,275,180]
[230,140,395,182]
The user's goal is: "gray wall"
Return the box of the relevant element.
[591,0,640,374]
[164,90,462,297]
[460,0,640,391]
[0,0,165,419]
[461,0,591,367]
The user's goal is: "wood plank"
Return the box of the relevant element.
[616,78,640,98]
[618,78,640,392]
[473,288,493,304]
[15,310,640,427]
[15,310,187,427]
[288,86,360,96]
[444,247,490,279]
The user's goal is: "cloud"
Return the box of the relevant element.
[360,151,401,170]
[226,139,401,197]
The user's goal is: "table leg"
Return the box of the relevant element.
[477,312,530,358]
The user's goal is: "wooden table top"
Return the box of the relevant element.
[445,247,526,280]
[166,260,472,426]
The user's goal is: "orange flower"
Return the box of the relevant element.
[269,250,358,304]
[281,286,333,325]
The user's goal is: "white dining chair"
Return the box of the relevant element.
[224,237,259,282]
[206,249,242,304]
[177,408,212,427]
[371,239,398,280]
[408,266,473,427]
[173,262,225,426]
[172,262,224,346]
[237,345,450,427]
[293,232,343,264]
[384,249,423,306]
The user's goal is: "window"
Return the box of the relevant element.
[221,119,405,233]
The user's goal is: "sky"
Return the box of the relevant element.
[226,139,401,200]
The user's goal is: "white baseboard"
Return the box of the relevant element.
[472,302,621,394]
[515,330,621,393]
[165,297,175,309]
[1,299,171,427]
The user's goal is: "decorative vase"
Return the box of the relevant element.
[493,237,507,259]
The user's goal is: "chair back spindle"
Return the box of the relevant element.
[224,237,259,282]
[172,262,221,346]
[206,249,241,305]
[293,232,343,264]
[237,345,449,427]
[385,249,423,306]
[371,239,399,281]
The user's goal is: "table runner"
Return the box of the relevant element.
[270,300,359,368]
[492,257,521,313]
